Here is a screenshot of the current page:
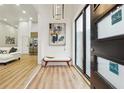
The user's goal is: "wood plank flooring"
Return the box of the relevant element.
[0,55,90,89]
[0,54,38,89]
[27,66,90,89]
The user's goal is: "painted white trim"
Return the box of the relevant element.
[73,65,91,86]
[24,65,42,89]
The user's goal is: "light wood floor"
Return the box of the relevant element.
[0,55,90,89]
[0,54,38,89]
[27,66,90,89]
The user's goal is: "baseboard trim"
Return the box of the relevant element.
[24,65,41,89]
[24,64,90,89]
[73,65,91,87]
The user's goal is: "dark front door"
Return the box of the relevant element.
[91,4,124,89]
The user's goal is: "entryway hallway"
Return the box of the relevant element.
[27,66,90,89]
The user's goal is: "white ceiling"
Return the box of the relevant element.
[0,4,38,27]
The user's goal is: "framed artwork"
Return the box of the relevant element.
[49,23,66,46]
[5,36,15,44]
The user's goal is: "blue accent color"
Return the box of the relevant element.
[109,62,119,75]
[112,9,122,25]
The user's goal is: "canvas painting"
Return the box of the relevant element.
[49,23,66,46]
[5,36,15,44]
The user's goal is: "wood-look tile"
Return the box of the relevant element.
[0,54,38,89]
[27,66,90,89]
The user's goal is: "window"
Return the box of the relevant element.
[85,5,91,77]
[75,12,83,71]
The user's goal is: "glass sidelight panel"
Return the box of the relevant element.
[75,13,83,71]
[86,5,91,77]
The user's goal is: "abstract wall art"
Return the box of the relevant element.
[5,36,15,44]
[49,23,66,46]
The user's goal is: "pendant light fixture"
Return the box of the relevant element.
[53,4,64,20]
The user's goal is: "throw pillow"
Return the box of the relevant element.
[2,50,7,54]
[0,50,7,54]
[9,47,17,53]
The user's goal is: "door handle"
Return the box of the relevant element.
[91,48,95,52]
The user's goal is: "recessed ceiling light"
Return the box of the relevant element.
[29,17,33,20]
[4,18,7,21]
[19,18,23,21]
[22,10,26,14]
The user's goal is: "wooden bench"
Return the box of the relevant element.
[43,56,72,67]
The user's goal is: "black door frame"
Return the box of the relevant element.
[75,4,91,80]
[83,5,92,80]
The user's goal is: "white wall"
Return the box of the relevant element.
[37,5,73,65]
[31,23,38,32]
[0,22,17,47]
[33,4,85,65]
[72,5,85,20]
[18,21,31,54]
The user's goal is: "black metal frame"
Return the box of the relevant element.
[75,4,91,80]
[83,4,91,80]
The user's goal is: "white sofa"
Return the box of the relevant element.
[0,47,21,65]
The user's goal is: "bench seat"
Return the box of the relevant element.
[43,56,71,67]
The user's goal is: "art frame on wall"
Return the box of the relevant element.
[5,36,15,44]
[49,23,66,46]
